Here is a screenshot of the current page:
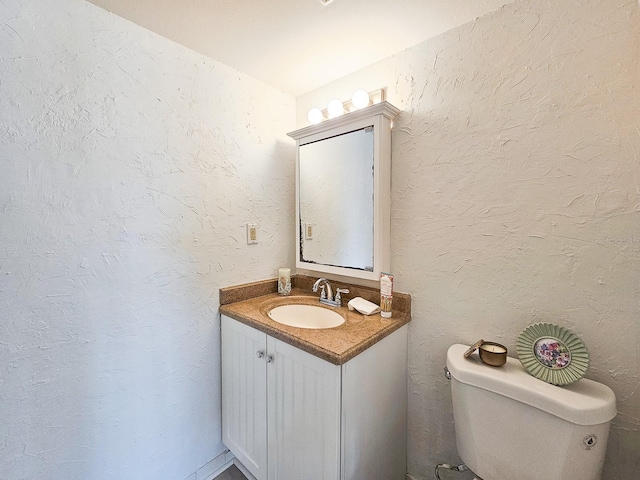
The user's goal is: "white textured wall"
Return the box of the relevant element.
[299,0,639,478]
[0,1,295,479]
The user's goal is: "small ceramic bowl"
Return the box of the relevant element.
[478,342,508,367]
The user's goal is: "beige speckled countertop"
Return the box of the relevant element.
[219,276,411,365]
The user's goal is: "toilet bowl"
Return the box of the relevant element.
[446,344,617,480]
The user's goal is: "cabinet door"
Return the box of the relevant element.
[221,315,268,480]
[267,337,341,480]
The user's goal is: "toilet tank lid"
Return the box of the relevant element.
[447,344,617,426]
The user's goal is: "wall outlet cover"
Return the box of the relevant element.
[246,223,258,244]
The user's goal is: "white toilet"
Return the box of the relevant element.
[446,344,617,480]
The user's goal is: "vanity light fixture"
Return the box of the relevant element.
[306,89,385,125]
[307,107,325,125]
[327,99,344,119]
[351,90,370,110]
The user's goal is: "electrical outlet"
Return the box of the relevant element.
[305,223,313,240]
[246,223,258,244]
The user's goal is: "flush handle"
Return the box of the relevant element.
[583,435,598,450]
[444,367,451,380]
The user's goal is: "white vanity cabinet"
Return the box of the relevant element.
[221,314,408,480]
[222,315,340,480]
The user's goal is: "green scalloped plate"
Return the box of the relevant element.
[516,323,589,385]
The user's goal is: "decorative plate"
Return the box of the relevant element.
[516,323,589,385]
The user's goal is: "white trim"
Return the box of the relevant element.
[181,450,236,480]
[288,101,400,140]
[234,458,258,480]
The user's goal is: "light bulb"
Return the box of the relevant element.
[351,90,370,110]
[307,108,324,124]
[327,99,344,119]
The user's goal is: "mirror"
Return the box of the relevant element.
[299,127,374,271]
[288,102,400,281]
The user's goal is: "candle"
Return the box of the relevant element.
[478,342,508,367]
[481,344,506,353]
[278,268,291,296]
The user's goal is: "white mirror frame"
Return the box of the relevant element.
[287,101,400,281]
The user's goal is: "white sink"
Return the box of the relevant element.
[267,304,345,329]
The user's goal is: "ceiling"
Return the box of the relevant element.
[88,0,513,96]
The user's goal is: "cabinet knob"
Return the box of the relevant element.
[265,354,274,364]
[256,350,265,359]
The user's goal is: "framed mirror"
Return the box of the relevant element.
[288,102,400,281]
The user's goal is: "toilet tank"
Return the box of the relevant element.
[446,344,617,480]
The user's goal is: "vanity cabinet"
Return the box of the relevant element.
[222,315,340,480]
[221,314,408,480]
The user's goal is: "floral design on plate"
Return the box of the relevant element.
[517,323,589,385]
[534,337,571,369]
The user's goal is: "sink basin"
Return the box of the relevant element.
[267,304,345,329]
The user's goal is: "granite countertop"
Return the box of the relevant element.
[219,277,411,365]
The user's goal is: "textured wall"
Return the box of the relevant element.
[0,1,295,479]
[298,0,639,478]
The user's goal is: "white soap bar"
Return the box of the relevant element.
[347,297,380,316]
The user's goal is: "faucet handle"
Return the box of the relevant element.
[335,288,350,304]
[319,285,327,299]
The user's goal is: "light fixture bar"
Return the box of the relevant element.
[307,89,386,125]
[318,89,384,121]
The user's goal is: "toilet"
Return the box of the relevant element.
[446,344,617,480]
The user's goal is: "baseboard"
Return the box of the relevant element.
[181,450,236,480]
[187,454,416,480]
[233,459,257,480]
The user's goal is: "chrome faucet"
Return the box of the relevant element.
[312,278,349,307]
[312,278,333,302]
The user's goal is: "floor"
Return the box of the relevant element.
[213,464,248,480]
